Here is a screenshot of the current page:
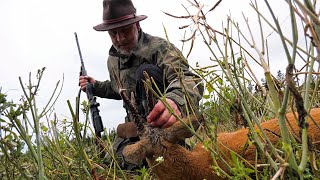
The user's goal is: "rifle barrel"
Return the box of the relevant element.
[74,32,87,76]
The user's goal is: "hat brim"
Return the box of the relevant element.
[93,15,147,31]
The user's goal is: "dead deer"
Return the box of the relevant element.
[113,71,319,179]
[121,108,320,180]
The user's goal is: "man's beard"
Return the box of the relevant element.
[117,47,133,55]
[113,44,133,55]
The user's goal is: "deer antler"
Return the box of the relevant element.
[112,68,145,133]
[143,71,155,115]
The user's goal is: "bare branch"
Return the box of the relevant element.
[208,0,222,13]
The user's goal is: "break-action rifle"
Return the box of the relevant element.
[74,32,104,139]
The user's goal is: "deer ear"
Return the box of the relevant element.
[117,122,139,139]
[165,116,202,143]
[123,138,150,165]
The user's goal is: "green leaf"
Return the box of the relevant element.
[203,95,210,99]
[206,83,214,93]
[203,101,211,107]
[0,118,6,123]
[41,124,48,132]
[237,57,242,64]
[230,151,238,164]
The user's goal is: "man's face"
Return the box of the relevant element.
[108,23,140,54]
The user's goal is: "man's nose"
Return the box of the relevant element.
[116,32,125,42]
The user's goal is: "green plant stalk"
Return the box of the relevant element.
[222,29,234,88]
[234,70,281,169]
[82,104,90,142]
[254,149,259,180]
[210,26,263,66]
[67,99,92,172]
[229,18,281,116]
[249,3,316,60]
[21,109,35,132]
[46,125,73,178]
[203,31,280,170]
[309,65,320,112]
[298,34,316,174]
[304,19,320,110]
[303,51,315,110]
[54,128,77,152]
[204,37,236,107]
[82,163,92,177]
[145,78,232,178]
[209,141,232,178]
[0,141,30,179]
[39,80,62,118]
[278,87,299,171]
[298,128,309,173]
[240,14,268,72]
[226,28,283,167]
[290,0,312,173]
[168,52,201,117]
[254,0,265,55]
[293,0,320,25]
[195,40,257,111]
[0,158,10,179]
[264,0,302,172]
[240,11,281,114]
[297,0,320,52]
[103,129,127,180]
[264,72,281,115]
[164,18,238,110]
[40,138,69,178]
[242,101,280,170]
[160,37,204,117]
[26,71,46,179]
[32,97,46,179]
[289,0,310,172]
[289,0,298,64]
[170,53,253,174]
[215,138,255,170]
[226,52,273,114]
[8,111,38,165]
[18,77,47,178]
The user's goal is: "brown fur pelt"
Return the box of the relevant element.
[123,108,320,179]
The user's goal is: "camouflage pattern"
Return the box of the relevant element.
[93,31,203,120]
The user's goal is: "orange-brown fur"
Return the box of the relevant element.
[217,108,320,166]
[146,141,216,180]
[123,108,320,179]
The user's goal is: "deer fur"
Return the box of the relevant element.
[122,108,320,179]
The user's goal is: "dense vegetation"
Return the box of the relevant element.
[0,0,319,179]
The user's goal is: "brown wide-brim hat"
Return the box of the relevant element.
[94,0,147,31]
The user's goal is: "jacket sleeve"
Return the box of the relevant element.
[92,57,122,100]
[156,42,203,116]
[93,80,122,100]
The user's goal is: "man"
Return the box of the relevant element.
[79,0,203,170]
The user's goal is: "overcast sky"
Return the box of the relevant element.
[0,0,293,130]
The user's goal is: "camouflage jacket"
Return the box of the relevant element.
[93,31,203,119]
